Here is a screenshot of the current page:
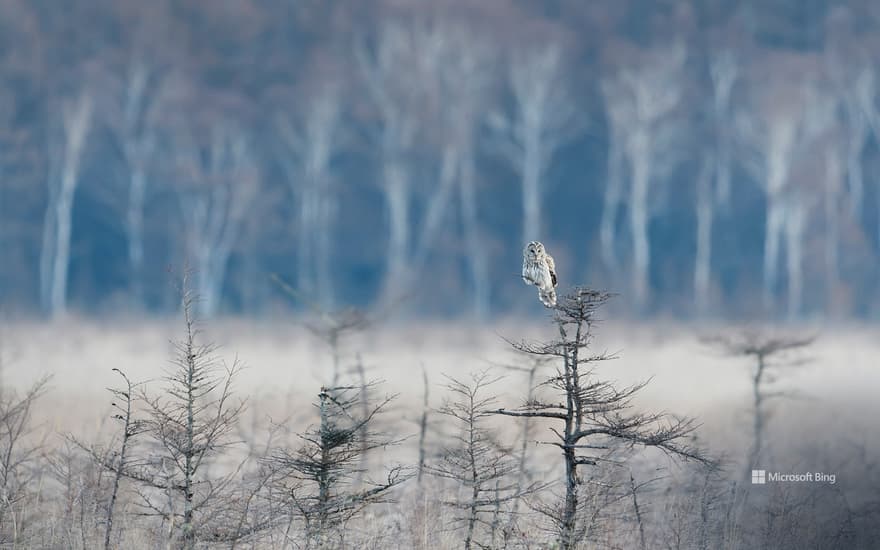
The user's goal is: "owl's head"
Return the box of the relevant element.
[526,241,544,259]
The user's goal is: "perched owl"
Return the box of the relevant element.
[522,241,557,307]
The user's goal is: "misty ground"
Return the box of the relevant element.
[1,316,878,548]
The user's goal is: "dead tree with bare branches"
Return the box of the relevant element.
[112,279,250,548]
[74,368,146,550]
[265,383,410,549]
[496,288,712,549]
[426,371,542,550]
[702,331,814,476]
[0,376,50,545]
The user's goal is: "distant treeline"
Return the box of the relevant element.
[1,0,879,318]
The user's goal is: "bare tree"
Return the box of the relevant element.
[603,42,687,308]
[694,50,739,312]
[266,383,410,549]
[115,277,248,547]
[0,375,50,545]
[170,114,259,317]
[104,61,168,307]
[851,67,880,245]
[435,26,494,319]
[358,19,492,311]
[489,43,580,248]
[356,22,421,304]
[416,365,430,484]
[495,288,711,548]
[702,330,814,475]
[427,371,540,549]
[276,85,344,310]
[694,153,715,313]
[708,50,739,208]
[598,76,628,275]
[738,57,831,317]
[39,88,94,317]
[84,369,144,550]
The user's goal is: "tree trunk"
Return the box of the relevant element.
[600,141,624,273]
[748,354,765,474]
[694,158,714,313]
[629,142,651,309]
[40,93,92,317]
[127,169,147,306]
[825,150,842,313]
[39,180,58,314]
[413,146,458,271]
[315,191,335,310]
[715,134,732,209]
[297,186,316,299]
[845,119,866,216]
[763,200,784,310]
[785,205,805,319]
[382,161,410,300]
[458,151,489,319]
[48,168,77,316]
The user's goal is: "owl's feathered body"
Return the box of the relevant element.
[522,241,557,307]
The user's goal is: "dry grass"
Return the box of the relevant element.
[1,316,878,548]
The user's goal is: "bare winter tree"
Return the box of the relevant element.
[738,56,833,317]
[426,371,541,549]
[0,375,50,546]
[693,153,715,314]
[851,67,880,245]
[695,49,739,312]
[75,368,146,550]
[358,19,492,310]
[104,61,168,307]
[434,26,494,319]
[602,42,687,308]
[170,113,259,317]
[702,330,814,475]
[495,288,711,549]
[489,43,580,248]
[598,76,629,275]
[115,278,249,547]
[39,88,94,317]
[265,383,410,549]
[825,7,874,219]
[498,353,552,523]
[356,22,421,304]
[276,83,344,309]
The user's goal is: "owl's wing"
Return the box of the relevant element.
[546,255,557,287]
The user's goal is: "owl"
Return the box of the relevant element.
[522,241,557,307]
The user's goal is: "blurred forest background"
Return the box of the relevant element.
[2,0,880,319]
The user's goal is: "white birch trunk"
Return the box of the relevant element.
[694,157,714,312]
[127,168,147,303]
[629,134,651,308]
[844,113,867,215]
[383,161,410,298]
[600,139,624,272]
[412,145,458,271]
[785,204,806,319]
[824,149,842,309]
[39,92,93,317]
[297,187,316,298]
[763,200,785,309]
[176,127,256,318]
[458,150,489,319]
